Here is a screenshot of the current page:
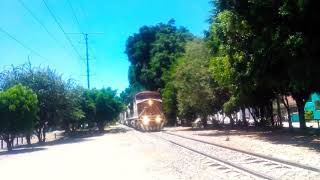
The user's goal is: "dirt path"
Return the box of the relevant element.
[0,125,222,180]
[1,124,319,180]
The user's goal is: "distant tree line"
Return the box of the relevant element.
[122,0,320,129]
[0,63,123,151]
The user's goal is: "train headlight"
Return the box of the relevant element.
[148,99,153,106]
[156,116,162,123]
[142,116,150,125]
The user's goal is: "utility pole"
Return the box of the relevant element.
[65,32,103,89]
[85,33,90,89]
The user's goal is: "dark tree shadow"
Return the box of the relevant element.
[66,126,130,138]
[0,126,130,156]
[0,147,46,156]
[254,129,320,152]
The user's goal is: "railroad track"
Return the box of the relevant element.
[152,131,320,180]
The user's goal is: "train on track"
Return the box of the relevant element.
[120,91,166,131]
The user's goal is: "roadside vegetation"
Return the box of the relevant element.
[122,0,320,129]
[0,63,123,151]
[1,0,319,151]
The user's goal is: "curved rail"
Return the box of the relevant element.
[153,133,273,180]
[163,131,320,173]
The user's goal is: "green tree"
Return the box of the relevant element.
[81,89,98,129]
[208,0,320,128]
[95,88,123,131]
[58,82,85,133]
[174,40,229,127]
[161,63,178,126]
[0,84,38,151]
[0,64,71,142]
[125,19,193,90]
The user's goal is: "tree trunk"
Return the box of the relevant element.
[98,122,105,132]
[296,97,306,129]
[281,96,293,129]
[241,107,248,127]
[228,115,234,127]
[269,102,275,127]
[249,108,258,126]
[260,106,266,126]
[201,115,208,128]
[6,141,12,151]
[42,129,46,143]
[4,135,14,151]
[36,129,42,143]
[26,133,31,145]
[36,127,46,143]
[235,111,240,125]
[276,97,283,127]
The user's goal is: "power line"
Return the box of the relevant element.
[17,0,71,53]
[78,0,89,31]
[17,0,60,46]
[42,0,82,59]
[66,0,82,33]
[0,27,50,61]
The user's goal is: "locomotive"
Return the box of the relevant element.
[120,91,165,131]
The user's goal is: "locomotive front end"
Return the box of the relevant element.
[135,92,165,132]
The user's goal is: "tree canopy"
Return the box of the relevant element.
[0,84,38,150]
[125,19,193,90]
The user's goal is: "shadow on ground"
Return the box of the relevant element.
[0,136,91,156]
[166,126,320,152]
[0,126,130,156]
[67,126,130,138]
[254,130,320,152]
[0,147,46,156]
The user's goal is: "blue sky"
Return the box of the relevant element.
[0,0,211,92]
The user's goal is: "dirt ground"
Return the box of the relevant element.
[1,124,319,180]
[0,125,221,180]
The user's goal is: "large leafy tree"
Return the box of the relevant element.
[81,89,98,129]
[58,82,85,133]
[208,9,267,126]
[208,0,320,128]
[0,64,71,142]
[161,60,179,126]
[174,40,229,126]
[0,84,38,151]
[95,88,123,131]
[125,19,193,90]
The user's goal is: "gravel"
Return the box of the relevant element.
[157,131,320,179]
[165,127,320,169]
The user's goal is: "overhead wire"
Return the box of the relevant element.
[0,27,50,61]
[66,0,82,33]
[78,0,89,31]
[17,0,63,48]
[16,0,78,61]
[64,0,89,80]
[41,0,82,59]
